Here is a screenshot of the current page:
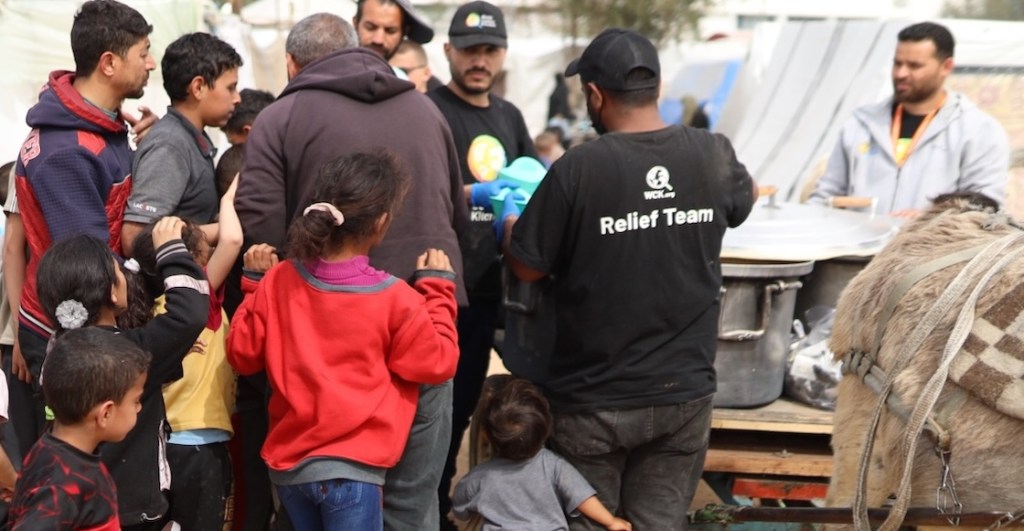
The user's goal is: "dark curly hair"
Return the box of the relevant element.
[481,378,552,460]
[131,218,205,286]
[224,89,275,135]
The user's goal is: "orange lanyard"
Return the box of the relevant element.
[890,93,945,167]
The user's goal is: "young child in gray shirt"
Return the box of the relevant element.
[453,377,631,531]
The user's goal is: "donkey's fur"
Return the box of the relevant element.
[826,197,1024,519]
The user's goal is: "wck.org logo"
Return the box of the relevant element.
[643,165,675,200]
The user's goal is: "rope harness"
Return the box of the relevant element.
[842,231,1024,531]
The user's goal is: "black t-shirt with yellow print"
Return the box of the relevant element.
[428,86,537,300]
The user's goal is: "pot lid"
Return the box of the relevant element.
[721,198,903,261]
[722,260,815,278]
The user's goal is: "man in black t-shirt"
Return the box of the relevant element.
[426,2,537,527]
[501,29,755,530]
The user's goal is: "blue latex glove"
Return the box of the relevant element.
[493,191,525,244]
[471,179,519,210]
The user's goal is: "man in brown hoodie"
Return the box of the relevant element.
[234,13,468,531]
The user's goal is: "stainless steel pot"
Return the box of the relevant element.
[715,260,814,408]
[793,255,871,322]
[722,198,902,320]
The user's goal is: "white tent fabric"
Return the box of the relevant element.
[724,19,1024,220]
[0,0,209,162]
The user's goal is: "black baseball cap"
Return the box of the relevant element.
[357,0,434,44]
[448,1,507,49]
[565,28,660,91]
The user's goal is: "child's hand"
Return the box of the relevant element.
[244,244,279,273]
[416,249,453,273]
[152,216,185,249]
[607,518,632,530]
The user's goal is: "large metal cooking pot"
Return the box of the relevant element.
[715,260,814,407]
[712,196,901,407]
[721,196,902,320]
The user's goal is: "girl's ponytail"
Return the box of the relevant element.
[286,205,341,263]
[286,149,411,262]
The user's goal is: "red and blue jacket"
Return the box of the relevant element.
[14,70,133,340]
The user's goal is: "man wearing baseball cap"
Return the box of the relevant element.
[427,2,538,529]
[353,0,433,60]
[499,29,756,529]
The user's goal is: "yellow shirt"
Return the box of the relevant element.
[155,296,236,434]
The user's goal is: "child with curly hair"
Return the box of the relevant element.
[454,377,632,531]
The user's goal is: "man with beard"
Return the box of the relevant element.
[11,1,162,528]
[810,22,1008,218]
[497,29,756,530]
[426,3,536,528]
[353,0,434,60]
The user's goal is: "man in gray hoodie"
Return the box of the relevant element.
[810,22,1009,218]
[235,13,468,531]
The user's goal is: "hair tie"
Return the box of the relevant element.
[123,258,141,274]
[55,300,88,330]
[303,202,345,226]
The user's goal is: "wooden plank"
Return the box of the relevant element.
[713,398,834,434]
[731,477,829,500]
[704,447,834,478]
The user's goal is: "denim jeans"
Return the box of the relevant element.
[277,479,382,530]
[383,380,453,530]
[549,395,713,531]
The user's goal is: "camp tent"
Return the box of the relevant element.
[721,18,1024,218]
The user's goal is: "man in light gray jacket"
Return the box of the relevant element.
[810,22,1009,218]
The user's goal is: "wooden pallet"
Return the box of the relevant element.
[711,398,834,435]
[704,398,835,501]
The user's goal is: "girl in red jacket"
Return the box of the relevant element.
[227,149,460,530]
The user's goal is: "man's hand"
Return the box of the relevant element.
[124,106,158,143]
[889,208,922,220]
[243,244,280,274]
[492,191,525,243]
[416,249,454,273]
[470,179,519,210]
